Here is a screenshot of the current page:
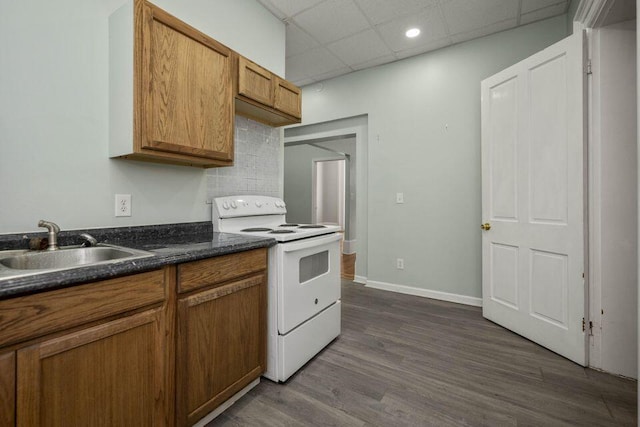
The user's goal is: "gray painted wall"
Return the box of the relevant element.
[294,15,569,298]
[284,145,332,224]
[0,0,283,234]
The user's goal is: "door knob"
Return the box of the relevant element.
[481,223,491,231]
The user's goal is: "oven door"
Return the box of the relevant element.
[276,233,341,335]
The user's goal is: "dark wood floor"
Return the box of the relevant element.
[209,281,637,426]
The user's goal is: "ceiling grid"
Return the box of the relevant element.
[257,0,570,86]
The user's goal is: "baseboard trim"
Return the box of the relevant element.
[365,280,482,307]
[353,275,367,284]
[193,378,260,426]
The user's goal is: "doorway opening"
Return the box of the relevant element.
[282,114,368,283]
[312,159,346,228]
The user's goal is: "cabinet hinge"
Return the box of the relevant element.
[586,59,592,75]
[582,317,585,332]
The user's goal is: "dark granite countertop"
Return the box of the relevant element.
[0,222,275,300]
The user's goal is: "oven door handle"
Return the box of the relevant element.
[280,233,341,252]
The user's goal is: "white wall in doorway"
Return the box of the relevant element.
[313,159,345,227]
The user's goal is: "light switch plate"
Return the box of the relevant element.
[396,193,404,204]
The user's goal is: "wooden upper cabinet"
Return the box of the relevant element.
[274,77,302,119]
[110,0,234,167]
[235,54,302,127]
[237,56,275,107]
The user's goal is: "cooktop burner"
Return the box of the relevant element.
[299,225,327,229]
[241,227,273,232]
[279,223,299,227]
[270,229,296,234]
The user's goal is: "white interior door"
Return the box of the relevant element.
[481,32,586,365]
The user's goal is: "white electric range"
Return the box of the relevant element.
[212,195,342,382]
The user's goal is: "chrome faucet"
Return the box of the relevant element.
[38,220,60,251]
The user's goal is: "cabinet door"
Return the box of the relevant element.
[274,77,302,119]
[139,2,234,162]
[0,352,15,427]
[176,274,266,426]
[238,56,275,107]
[16,308,166,427]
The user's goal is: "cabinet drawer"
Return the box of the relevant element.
[0,269,165,348]
[177,248,267,293]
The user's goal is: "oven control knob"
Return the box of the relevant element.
[222,202,230,210]
[255,201,262,207]
[231,201,237,209]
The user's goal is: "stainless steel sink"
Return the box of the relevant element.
[0,244,154,281]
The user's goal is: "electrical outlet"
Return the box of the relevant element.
[115,194,131,217]
[396,258,404,269]
[396,192,404,204]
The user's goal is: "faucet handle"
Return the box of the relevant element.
[79,233,98,247]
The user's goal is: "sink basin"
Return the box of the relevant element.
[0,246,148,270]
[0,244,153,281]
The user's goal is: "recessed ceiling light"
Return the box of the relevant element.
[405,28,420,38]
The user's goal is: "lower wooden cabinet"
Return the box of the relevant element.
[16,308,166,427]
[0,249,268,427]
[176,274,266,426]
[0,352,15,427]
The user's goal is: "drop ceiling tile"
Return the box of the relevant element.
[450,18,517,44]
[255,0,287,19]
[351,54,397,71]
[286,23,319,57]
[286,46,347,79]
[261,0,326,17]
[395,37,451,59]
[520,2,568,24]
[442,0,519,35]
[294,77,317,87]
[327,29,393,66]
[313,66,353,82]
[376,5,448,52]
[285,64,310,84]
[354,0,439,25]
[292,0,371,44]
[521,0,567,14]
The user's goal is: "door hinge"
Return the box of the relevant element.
[585,59,592,75]
[582,318,593,333]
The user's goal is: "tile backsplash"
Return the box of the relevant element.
[206,116,281,199]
